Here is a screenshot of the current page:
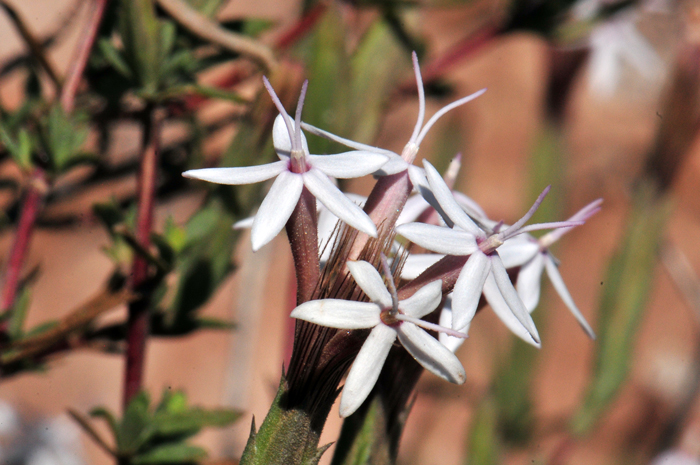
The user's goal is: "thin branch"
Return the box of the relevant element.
[155,0,277,72]
[0,169,47,316]
[122,106,163,408]
[60,0,111,113]
[0,0,62,91]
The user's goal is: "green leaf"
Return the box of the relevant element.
[153,408,242,437]
[347,17,405,145]
[118,0,164,94]
[7,286,31,340]
[156,389,188,415]
[97,38,133,79]
[118,391,155,453]
[0,121,33,171]
[193,316,236,330]
[572,181,670,435]
[133,443,207,464]
[90,407,121,440]
[41,104,89,173]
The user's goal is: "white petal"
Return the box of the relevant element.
[397,323,466,384]
[397,194,430,226]
[410,165,453,228]
[339,325,396,417]
[250,171,303,251]
[347,261,392,308]
[490,254,540,343]
[452,251,491,330]
[395,223,477,256]
[183,161,287,185]
[373,154,408,176]
[497,238,540,269]
[400,280,443,318]
[290,299,381,329]
[438,300,470,352]
[303,168,377,237]
[516,253,545,312]
[423,160,482,235]
[453,191,487,219]
[232,216,254,229]
[544,255,596,339]
[308,151,388,178]
[273,114,309,159]
[401,254,444,280]
[483,275,540,348]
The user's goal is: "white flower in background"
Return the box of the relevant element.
[498,199,602,339]
[650,450,700,465]
[291,259,466,417]
[397,160,584,346]
[183,78,389,251]
[302,52,486,181]
[588,15,664,97]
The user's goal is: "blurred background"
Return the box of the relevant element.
[0,0,699,464]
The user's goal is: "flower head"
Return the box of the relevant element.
[396,160,584,346]
[290,258,466,417]
[183,78,389,251]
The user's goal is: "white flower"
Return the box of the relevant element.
[497,199,602,339]
[301,52,485,180]
[588,16,663,97]
[290,260,466,417]
[396,160,583,346]
[183,78,389,251]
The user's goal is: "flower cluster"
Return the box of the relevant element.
[183,52,600,417]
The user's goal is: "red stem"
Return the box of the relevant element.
[285,187,320,305]
[0,169,47,317]
[122,107,162,408]
[60,0,110,114]
[0,0,107,334]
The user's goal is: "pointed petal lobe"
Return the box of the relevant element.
[183,161,287,185]
[303,169,377,237]
[396,223,477,256]
[423,160,482,235]
[397,323,466,384]
[483,275,541,348]
[400,280,443,318]
[339,325,396,417]
[290,299,380,329]
[251,171,303,251]
[516,253,546,312]
[347,261,392,308]
[308,151,388,178]
[544,255,596,339]
[490,254,540,343]
[452,251,491,330]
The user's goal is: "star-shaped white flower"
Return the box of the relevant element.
[396,160,584,346]
[496,199,602,339]
[290,260,466,417]
[183,78,389,251]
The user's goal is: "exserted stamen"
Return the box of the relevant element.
[289,80,310,173]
